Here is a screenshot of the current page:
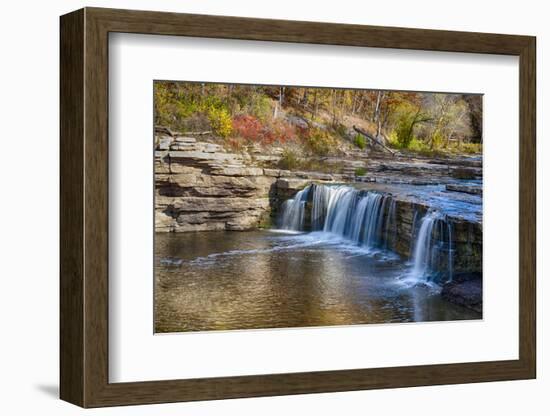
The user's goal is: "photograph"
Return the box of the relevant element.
[153,81,483,333]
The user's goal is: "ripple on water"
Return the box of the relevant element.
[155,230,481,332]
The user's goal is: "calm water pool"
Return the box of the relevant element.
[154,230,480,333]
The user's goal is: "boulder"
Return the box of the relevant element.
[451,167,481,180]
[157,135,173,150]
[161,196,271,232]
[441,278,483,313]
[285,115,309,129]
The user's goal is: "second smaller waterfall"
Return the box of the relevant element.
[409,210,454,283]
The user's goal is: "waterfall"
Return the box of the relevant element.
[447,221,453,282]
[311,184,331,230]
[279,184,454,281]
[410,210,453,283]
[279,184,395,250]
[384,198,397,249]
[279,187,310,230]
[319,186,391,249]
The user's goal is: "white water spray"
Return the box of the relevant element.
[409,210,453,283]
[280,184,394,250]
[279,184,454,282]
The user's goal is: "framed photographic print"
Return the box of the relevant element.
[60,7,536,407]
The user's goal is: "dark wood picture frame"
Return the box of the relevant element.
[60,7,536,408]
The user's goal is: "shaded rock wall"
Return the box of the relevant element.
[390,199,482,274]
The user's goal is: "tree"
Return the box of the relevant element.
[394,101,432,148]
[273,86,285,119]
[462,94,483,143]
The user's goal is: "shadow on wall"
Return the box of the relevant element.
[34,384,58,399]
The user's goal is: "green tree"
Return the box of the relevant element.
[393,102,432,148]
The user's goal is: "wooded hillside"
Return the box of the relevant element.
[154,81,482,157]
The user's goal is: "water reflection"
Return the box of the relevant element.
[155,231,481,333]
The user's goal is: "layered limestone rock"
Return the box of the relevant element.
[324,153,482,185]
[155,135,343,232]
[155,135,271,232]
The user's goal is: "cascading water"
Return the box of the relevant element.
[311,184,331,230]
[409,210,453,283]
[384,198,397,249]
[447,221,453,281]
[280,184,395,250]
[279,187,310,230]
[279,184,454,282]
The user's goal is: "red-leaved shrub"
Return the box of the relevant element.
[232,115,264,142]
[270,120,298,144]
[232,114,298,145]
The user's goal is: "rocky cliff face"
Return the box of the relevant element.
[155,135,344,232]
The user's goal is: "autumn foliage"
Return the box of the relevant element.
[232,114,297,145]
[154,81,482,157]
[232,115,264,141]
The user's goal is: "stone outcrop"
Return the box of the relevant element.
[445,183,482,195]
[323,153,482,185]
[155,135,343,232]
[441,273,483,312]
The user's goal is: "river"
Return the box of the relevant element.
[155,227,481,333]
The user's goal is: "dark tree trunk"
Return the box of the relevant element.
[462,94,483,143]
